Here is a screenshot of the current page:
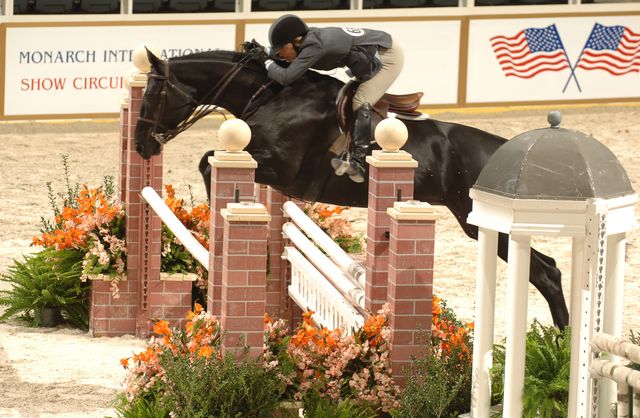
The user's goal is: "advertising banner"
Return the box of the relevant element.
[4,23,236,116]
[467,16,640,104]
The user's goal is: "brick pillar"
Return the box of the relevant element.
[148,274,192,329]
[265,187,288,320]
[365,149,418,313]
[126,74,164,338]
[89,93,137,337]
[90,277,137,337]
[119,97,129,203]
[220,203,271,358]
[208,151,257,316]
[386,201,437,386]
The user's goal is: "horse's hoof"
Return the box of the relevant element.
[349,172,365,183]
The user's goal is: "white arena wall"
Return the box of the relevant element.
[1,6,639,119]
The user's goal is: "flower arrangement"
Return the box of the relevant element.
[304,203,364,254]
[32,157,210,297]
[431,295,474,361]
[32,172,126,297]
[160,184,210,288]
[120,302,221,402]
[118,304,286,417]
[264,306,400,413]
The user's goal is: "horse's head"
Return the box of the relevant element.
[135,49,199,159]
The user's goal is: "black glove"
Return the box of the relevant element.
[243,39,269,65]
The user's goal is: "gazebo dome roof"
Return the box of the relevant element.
[474,112,634,201]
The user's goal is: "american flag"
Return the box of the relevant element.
[575,23,640,76]
[490,24,570,79]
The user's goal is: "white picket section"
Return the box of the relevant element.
[284,246,365,333]
[282,201,366,289]
[282,222,365,309]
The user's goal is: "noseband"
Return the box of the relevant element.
[138,55,254,145]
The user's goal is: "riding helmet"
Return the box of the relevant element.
[268,14,309,51]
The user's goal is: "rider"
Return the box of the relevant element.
[261,14,404,183]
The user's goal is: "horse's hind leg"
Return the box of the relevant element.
[497,233,569,329]
[447,200,569,329]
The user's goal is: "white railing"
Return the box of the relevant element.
[281,201,367,333]
[284,246,365,333]
[283,201,366,290]
[282,222,365,309]
[590,333,640,417]
[140,186,209,270]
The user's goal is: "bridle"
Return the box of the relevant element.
[138,54,261,145]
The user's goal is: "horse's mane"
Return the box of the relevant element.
[170,49,245,63]
[168,48,345,97]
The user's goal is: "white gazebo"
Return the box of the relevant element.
[467,112,638,418]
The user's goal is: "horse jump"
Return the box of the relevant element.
[90,64,439,382]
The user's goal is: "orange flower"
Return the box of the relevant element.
[198,345,214,359]
[120,357,129,369]
[153,320,171,337]
[432,296,442,316]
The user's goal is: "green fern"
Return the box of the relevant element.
[491,320,571,418]
[303,391,377,418]
[0,248,90,328]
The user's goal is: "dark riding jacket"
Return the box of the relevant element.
[266,27,393,85]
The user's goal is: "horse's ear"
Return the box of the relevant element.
[145,47,164,74]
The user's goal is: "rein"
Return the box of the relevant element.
[140,55,263,145]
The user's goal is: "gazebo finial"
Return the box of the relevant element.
[548,111,562,128]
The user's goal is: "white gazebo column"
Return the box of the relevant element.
[568,234,588,418]
[598,231,627,417]
[604,232,626,336]
[502,233,531,418]
[471,227,499,418]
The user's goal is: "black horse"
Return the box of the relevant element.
[134,49,569,328]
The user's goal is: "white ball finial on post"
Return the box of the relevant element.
[218,119,252,152]
[132,43,161,73]
[374,117,409,152]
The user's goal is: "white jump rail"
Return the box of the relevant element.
[284,246,365,333]
[282,222,365,309]
[590,333,640,417]
[282,201,366,289]
[140,186,209,270]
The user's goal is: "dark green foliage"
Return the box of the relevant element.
[491,321,571,418]
[334,235,363,254]
[303,390,377,418]
[114,393,171,418]
[0,248,90,329]
[160,226,198,274]
[130,352,286,418]
[396,298,474,418]
[396,342,472,418]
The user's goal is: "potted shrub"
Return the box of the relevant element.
[0,248,89,328]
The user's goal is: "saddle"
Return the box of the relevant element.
[336,80,424,135]
[304,82,425,202]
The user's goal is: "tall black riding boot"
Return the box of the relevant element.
[330,103,373,183]
[345,103,372,183]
